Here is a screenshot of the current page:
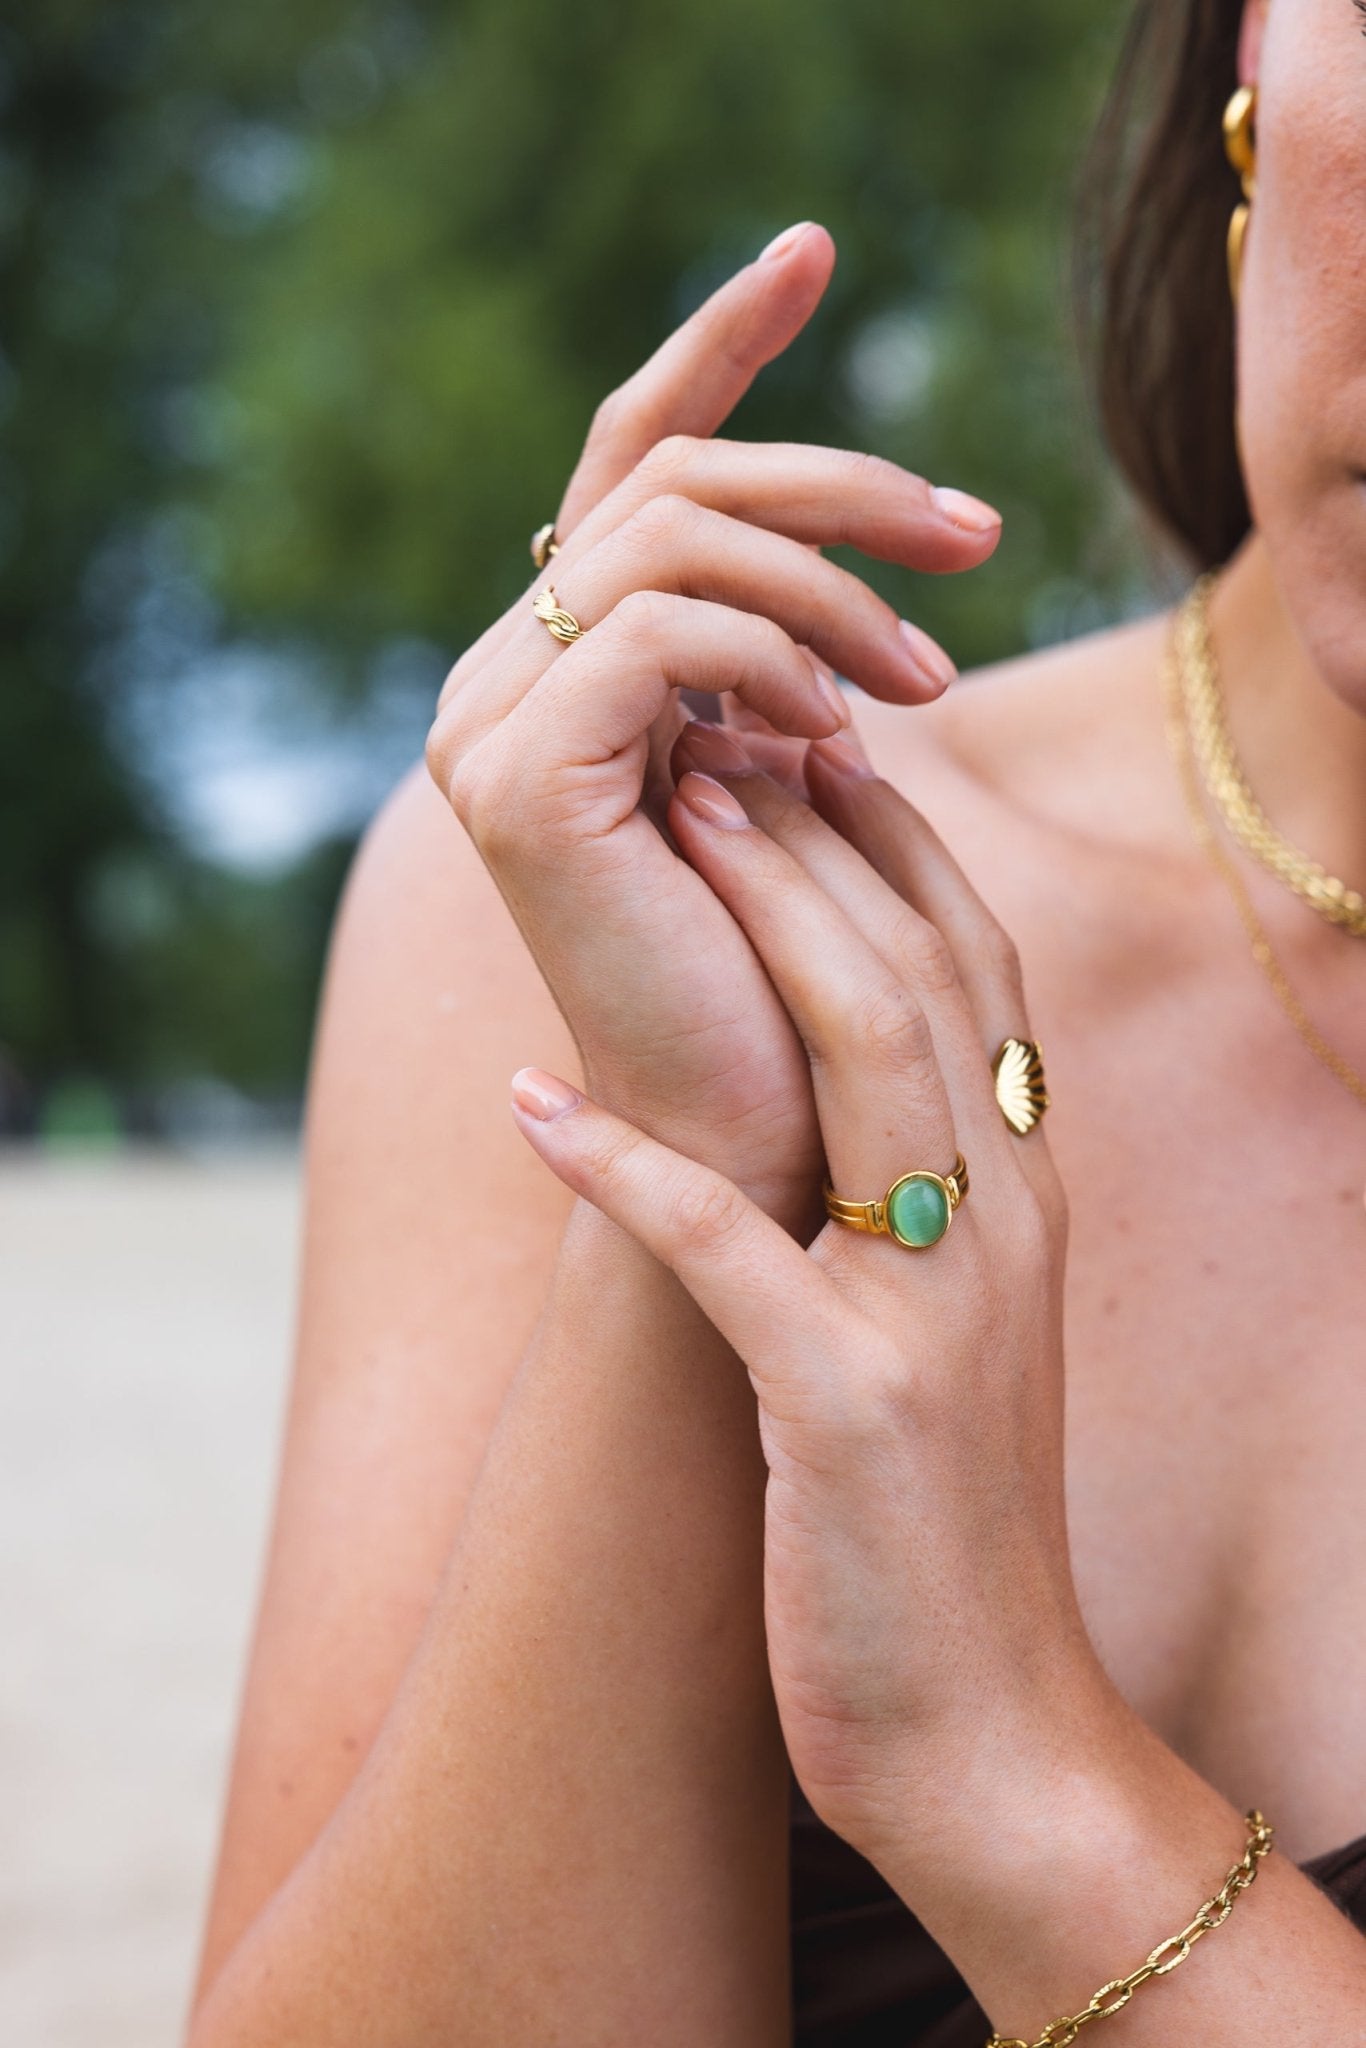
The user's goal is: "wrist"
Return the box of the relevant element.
[854,1648,1126,1893]
[576,1065,823,1238]
[861,1669,1257,2034]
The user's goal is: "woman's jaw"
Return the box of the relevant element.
[1209,528,1366,887]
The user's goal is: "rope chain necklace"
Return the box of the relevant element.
[1177,571,1366,935]
[1161,582,1366,1198]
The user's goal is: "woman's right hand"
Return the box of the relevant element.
[425,221,1002,1230]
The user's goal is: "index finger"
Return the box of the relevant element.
[559,221,836,530]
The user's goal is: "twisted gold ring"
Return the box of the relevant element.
[824,1153,968,1249]
[532,586,584,644]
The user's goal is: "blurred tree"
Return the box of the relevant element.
[1,0,1141,1120]
[207,0,1143,663]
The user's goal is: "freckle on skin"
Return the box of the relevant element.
[1202,1257,1219,1276]
[1102,1294,1120,1316]
[342,1734,359,1752]
[278,1779,294,1798]
[1114,1215,1132,1234]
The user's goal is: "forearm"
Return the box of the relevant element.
[191,1201,788,2048]
[867,1672,1366,2043]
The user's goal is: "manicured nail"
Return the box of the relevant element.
[899,617,958,690]
[758,220,812,262]
[815,672,851,729]
[809,733,876,780]
[676,771,750,829]
[677,719,752,775]
[930,484,1001,533]
[510,1067,582,1122]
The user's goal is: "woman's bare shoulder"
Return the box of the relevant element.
[850,603,1184,858]
[302,757,581,1338]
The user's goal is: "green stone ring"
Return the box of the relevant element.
[823,1152,969,1250]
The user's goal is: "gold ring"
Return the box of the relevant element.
[532,585,583,643]
[823,1153,968,1249]
[530,522,560,571]
[992,1037,1049,1136]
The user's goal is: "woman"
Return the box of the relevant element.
[185,0,1366,2040]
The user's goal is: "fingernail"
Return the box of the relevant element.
[676,719,752,776]
[510,1066,583,1122]
[815,672,851,729]
[676,770,750,829]
[930,484,1002,534]
[758,220,812,262]
[809,733,876,780]
[898,617,958,690]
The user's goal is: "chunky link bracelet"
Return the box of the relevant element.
[986,1809,1274,2048]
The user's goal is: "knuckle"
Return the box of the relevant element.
[664,1171,750,1254]
[444,743,514,851]
[1033,1160,1070,1247]
[589,385,626,441]
[848,979,936,1071]
[423,712,455,798]
[979,916,1025,994]
[894,916,959,999]
[1009,1179,1057,1265]
[586,1122,643,1197]
[625,489,704,555]
[842,1340,927,1439]
[608,585,673,649]
[434,654,468,717]
[426,708,485,826]
[635,432,701,489]
[440,748,486,835]
[846,447,905,497]
[748,607,797,663]
[710,608,795,698]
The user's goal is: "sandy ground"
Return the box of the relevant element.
[1,1150,302,2048]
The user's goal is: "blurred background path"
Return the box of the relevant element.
[1,1152,299,2048]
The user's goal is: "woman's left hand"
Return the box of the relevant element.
[507,722,1117,1885]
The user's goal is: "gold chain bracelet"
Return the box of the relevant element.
[985,1808,1274,2048]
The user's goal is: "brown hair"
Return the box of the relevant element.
[1073,0,1250,571]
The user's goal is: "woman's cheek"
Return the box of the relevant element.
[1235,2,1366,701]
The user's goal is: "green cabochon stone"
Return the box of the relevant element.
[886,1175,950,1247]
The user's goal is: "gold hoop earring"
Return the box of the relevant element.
[1223,83,1257,307]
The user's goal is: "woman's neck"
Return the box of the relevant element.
[1208,532,1366,887]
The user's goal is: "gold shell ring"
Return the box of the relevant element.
[992,1036,1049,1136]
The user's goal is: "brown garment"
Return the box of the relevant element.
[790,1766,1366,2045]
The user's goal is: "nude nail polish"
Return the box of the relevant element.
[809,733,876,779]
[898,617,958,690]
[510,1067,582,1121]
[677,720,752,775]
[676,771,750,829]
[930,484,1002,534]
[815,672,852,728]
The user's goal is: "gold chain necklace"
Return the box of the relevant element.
[1162,581,1366,1116]
[1179,571,1366,935]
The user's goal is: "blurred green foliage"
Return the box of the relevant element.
[1,0,1145,1131]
